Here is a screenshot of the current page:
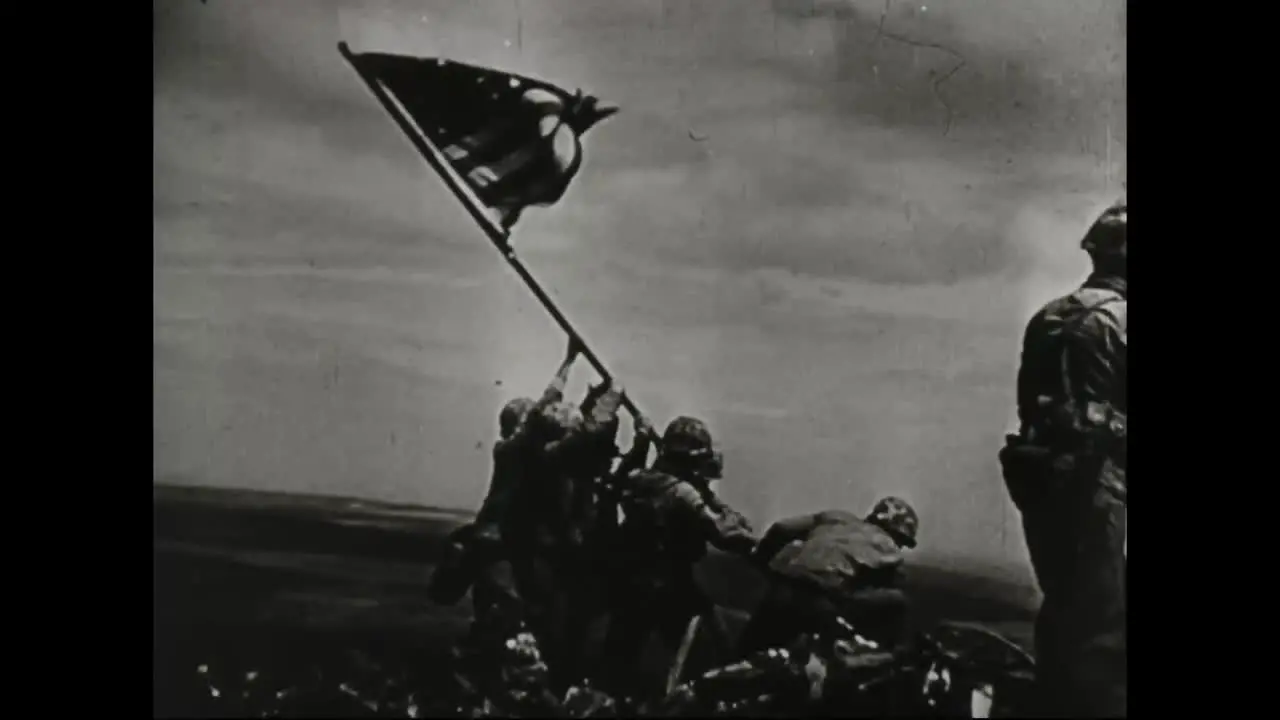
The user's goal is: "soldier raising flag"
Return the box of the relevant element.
[339,42,661,705]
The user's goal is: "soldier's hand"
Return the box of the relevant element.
[634,412,655,437]
[722,507,754,534]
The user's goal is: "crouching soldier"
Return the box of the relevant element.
[739,497,920,655]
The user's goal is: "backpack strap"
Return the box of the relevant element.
[1058,291,1125,402]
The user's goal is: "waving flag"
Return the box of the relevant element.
[338,43,618,234]
[337,42,650,430]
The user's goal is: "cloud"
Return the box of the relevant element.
[156,0,1125,287]
[154,0,1125,571]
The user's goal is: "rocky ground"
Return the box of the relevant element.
[153,484,1035,717]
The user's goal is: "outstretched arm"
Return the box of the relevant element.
[672,483,756,555]
[540,375,630,466]
[536,337,582,408]
[752,513,824,566]
[503,339,584,455]
[580,379,625,438]
[616,410,655,477]
[1014,312,1045,433]
[707,508,758,555]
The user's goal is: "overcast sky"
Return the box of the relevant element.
[154,0,1124,581]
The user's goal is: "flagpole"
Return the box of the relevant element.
[338,42,646,422]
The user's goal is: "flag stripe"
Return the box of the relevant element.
[441,119,519,160]
[474,158,551,206]
[376,87,544,187]
[367,73,513,233]
[378,72,551,168]
[432,116,564,203]
[482,149,576,209]
[476,125,583,209]
[471,133,572,205]
[465,134,548,189]
[349,49,612,231]
[440,124,540,178]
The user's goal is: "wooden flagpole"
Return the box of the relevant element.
[339,47,743,679]
[338,42,646,422]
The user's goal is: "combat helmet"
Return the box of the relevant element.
[660,416,724,479]
[866,496,919,549]
[499,397,537,439]
[1081,198,1127,260]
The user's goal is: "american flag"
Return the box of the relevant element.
[341,46,618,232]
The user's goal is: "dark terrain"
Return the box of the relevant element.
[153,484,1036,716]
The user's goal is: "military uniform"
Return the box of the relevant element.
[556,402,657,688]
[587,418,654,553]
[496,381,625,691]
[443,383,570,658]
[595,417,756,697]
[739,500,918,655]
[532,381,634,690]
[431,344,621,700]
[434,525,562,717]
[1000,201,1127,717]
[558,381,631,559]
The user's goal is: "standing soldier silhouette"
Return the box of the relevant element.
[601,416,757,698]
[999,200,1127,717]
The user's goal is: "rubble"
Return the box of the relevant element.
[186,620,1032,717]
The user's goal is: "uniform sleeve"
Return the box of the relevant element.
[753,513,823,564]
[615,430,653,479]
[499,397,551,452]
[671,484,756,555]
[1064,309,1126,409]
[1015,309,1049,429]
[528,432,583,535]
[539,387,624,466]
[579,385,623,445]
[579,385,622,430]
[858,555,906,588]
[535,381,565,410]
[475,442,519,526]
[539,427,587,465]
[562,473,589,548]
[600,431,651,530]
[712,506,757,553]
